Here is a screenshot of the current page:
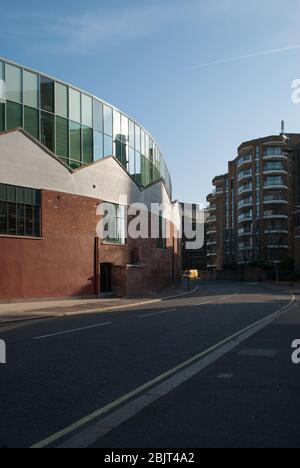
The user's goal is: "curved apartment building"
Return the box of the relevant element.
[206,133,300,276]
[0,58,181,300]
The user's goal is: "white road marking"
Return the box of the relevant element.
[33,322,112,340]
[32,292,295,449]
[139,308,178,318]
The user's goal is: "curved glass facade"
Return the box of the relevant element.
[0,58,172,197]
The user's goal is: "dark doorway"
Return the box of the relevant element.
[100,263,113,293]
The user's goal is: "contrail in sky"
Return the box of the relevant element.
[189,44,300,69]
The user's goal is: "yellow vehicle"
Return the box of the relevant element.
[184,270,199,280]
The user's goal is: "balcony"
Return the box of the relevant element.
[263,148,287,161]
[264,226,288,234]
[263,180,288,190]
[237,154,252,168]
[238,183,252,196]
[207,251,217,257]
[268,245,289,249]
[238,197,253,209]
[207,216,217,224]
[208,204,216,212]
[263,163,287,175]
[238,212,253,223]
[238,227,252,237]
[207,241,217,246]
[263,194,288,205]
[207,228,217,235]
[239,243,253,251]
[238,169,252,182]
[263,210,288,220]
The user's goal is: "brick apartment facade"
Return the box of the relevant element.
[206,133,300,276]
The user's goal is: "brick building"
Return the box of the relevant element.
[0,58,181,300]
[206,132,300,277]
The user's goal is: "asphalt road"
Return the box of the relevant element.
[0,281,298,448]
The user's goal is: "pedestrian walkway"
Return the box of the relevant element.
[0,284,198,325]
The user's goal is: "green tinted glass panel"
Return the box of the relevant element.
[93,100,103,132]
[94,131,103,161]
[114,137,127,169]
[24,106,39,139]
[56,117,69,158]
[135,151,141,185]
[40,76,54,113]
[0,100,5,132]
[23,70,39,108]
[55,83,68,118]
[41,111,55,152]
[104,135,113,157]
[7,101,22,129]
[103,105,113,136]
[70,160,81,170]
[82,126,93,164]
[6,64,22,103]
[82,94,92,127]
[69,121,81,161]
[69,88,81,123]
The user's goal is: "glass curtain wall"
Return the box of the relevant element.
[0,59,172,197]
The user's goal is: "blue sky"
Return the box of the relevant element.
[2,0,300,203]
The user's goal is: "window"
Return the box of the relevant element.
[264,147,283,156]
[69,88,81,123]
[135,125,141,152]
[40,76,54,113]
[82,126,93,164]
[129,120,135,148]
[24,107,39,139]
[55,83,68,118]
[121,114,129,141]
[128,147,135,175]
[0,61,5,100]
[0,100,4,132]
[69,121,81,162]
[103,105,113,136]
[113,110,121,141]
[6,64,22,103]
[41,112,55,152]
[135,151,141,184]
[102,202,127,245]
[23,71,39,108]
[0,183,41,237]
[82,94,93,128]
[94,131,103,161]
[56,117,69,159]
[93,100,103,132]
[6,101,22,130]
[104,135,113,157]
[157,216,167,250]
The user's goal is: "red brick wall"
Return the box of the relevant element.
[0,190,99,299]
[0,190,182,300]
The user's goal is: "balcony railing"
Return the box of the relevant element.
[238,183,252,195]
[238,169,253,182]
[239,243,252,250]
[264,210,288,219]
[237,154,252,168]
[238,198,253,209]
[207,216,217,224]
[238,212,253,223]
[263,194,288,204]
[238,227,252,237]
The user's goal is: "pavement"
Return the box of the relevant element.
[0,281,299,448]
[0,285,195,325]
